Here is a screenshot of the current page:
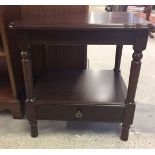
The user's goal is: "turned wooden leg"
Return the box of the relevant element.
[122,14,149,141]
[121,41,145,141]
[121,124,129,141]
[21,49,38,137]
[113,44,123,74]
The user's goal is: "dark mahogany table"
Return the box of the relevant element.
[10,12,152,141]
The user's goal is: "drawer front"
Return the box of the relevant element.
[36,104,125,122]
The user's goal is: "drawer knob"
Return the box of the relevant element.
[76,110,83,119]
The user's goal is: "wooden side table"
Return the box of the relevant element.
[10,12,151,141]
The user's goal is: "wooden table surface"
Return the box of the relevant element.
[10,12,151,30]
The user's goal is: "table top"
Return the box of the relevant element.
[10,12,152,30]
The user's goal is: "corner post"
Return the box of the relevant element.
[113,44,123,74]
[21,48,38,137]
[121,30,149,141]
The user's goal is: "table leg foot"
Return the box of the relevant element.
[30,121,38,137]
[120,124,130,141]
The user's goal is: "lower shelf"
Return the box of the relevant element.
[33,69,127,122]
[34,69,127,105]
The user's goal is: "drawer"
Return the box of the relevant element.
[36,104,125,122]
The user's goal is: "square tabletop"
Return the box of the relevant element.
[9,12,151,30]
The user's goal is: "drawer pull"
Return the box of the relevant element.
[76,110,83,119]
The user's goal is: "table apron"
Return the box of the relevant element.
[26,29,138,45]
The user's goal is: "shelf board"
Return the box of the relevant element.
[0,58,13,100]
[34,69,127,105]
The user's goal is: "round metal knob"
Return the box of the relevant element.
[76,110,83,119]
